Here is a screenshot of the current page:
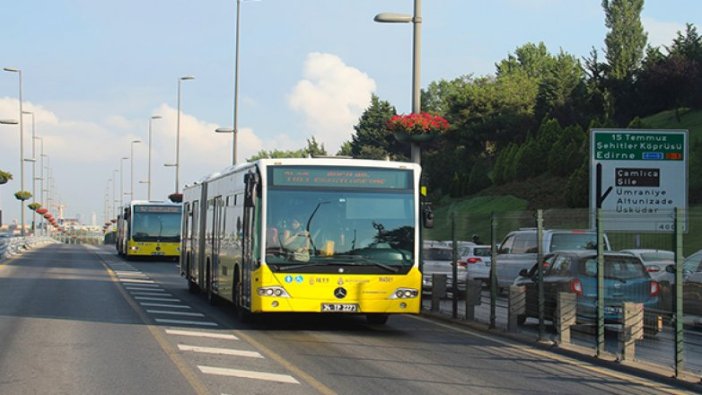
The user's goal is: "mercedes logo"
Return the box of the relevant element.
[334,287,347,299]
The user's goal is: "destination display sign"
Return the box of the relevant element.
[135,205,181,214]
[594,132,684,160]
[590,129,688,232]
[270,166,412,189]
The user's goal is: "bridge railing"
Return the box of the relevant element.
[0,235,57,261]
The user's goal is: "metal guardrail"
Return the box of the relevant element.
[0,236,57,261]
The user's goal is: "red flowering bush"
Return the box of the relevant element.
[387,112,450,135]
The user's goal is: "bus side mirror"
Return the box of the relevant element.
[423,206,434,229]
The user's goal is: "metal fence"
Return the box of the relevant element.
[0,235,57,261]
[422,208,702,382]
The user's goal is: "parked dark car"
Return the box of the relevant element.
[514,250,661,334]
[682,250,702,328]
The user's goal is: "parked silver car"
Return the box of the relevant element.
[494,229,611,291]
[421,245,459,294]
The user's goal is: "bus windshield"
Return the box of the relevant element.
[265,188,415,274]
[131,206,182,242]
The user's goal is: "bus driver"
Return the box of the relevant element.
[281,216,311,262]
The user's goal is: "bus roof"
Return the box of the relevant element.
[183,157,421,190]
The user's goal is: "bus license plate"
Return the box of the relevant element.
[151,251,165,256]
[321,303,359,313]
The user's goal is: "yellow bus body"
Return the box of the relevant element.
[249,263,422,314]
[126,240,180,258]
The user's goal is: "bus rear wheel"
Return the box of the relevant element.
[233,274,251,323]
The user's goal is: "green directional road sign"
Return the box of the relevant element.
[590,129,688,232]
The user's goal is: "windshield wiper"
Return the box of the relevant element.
[274,258,400,273]
[332,255,400,273]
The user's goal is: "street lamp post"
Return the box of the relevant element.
[35,137,44,234]
[176,76,194,193]
[120,156,128,206]
[214,127,236,165]
[228,0,260,165]
[4,67,26,234]
[374,0,422,164]
[232,0,242,166]
[147,115,162,200]
[23,111,36,231]
[112,170,118,221]
[130,139,141,201]
[0,119,19,233]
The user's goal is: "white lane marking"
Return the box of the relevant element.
[178,344,263,358]
[147,310,205,317]
[140,303,192,309]
[134,296,181,302]
[124,284,166,292]
[165,329,238,340]
[131,292,174,297]
[123,283,160,288]
[155,319,218,327]
[120,278,155,284]
[115,271,147,276]
[198,366,299,384]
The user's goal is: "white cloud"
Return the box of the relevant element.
[643,17,685,50]
[288,52,376,153]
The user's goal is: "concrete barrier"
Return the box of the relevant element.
[464,279,482,320]
[431,274,447,312]
[620,302,644,361]
[508,285,526,332]
[557,292,577,345]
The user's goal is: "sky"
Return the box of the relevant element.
[0,0,700,228]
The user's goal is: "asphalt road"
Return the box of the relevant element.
[0,244,693,394]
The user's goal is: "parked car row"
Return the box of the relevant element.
[422,230,702,331]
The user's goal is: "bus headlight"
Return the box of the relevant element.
[130,246,139,251]
[390,288,419,299]
[257,286,290,298]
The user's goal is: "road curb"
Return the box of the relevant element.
[420,309,702,393]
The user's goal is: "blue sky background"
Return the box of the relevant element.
[0,0,700,228]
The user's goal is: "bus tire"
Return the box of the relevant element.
[366,314,389,325]
[233,272,251,323]
[206,263,217,306]
[188,278,199,294]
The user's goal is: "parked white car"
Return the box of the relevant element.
[458,244,492,286]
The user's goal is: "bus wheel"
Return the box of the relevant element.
[233,276,251,323]
[206,264,217,306]
[366,314,389,325]
[188,279,199,294]
[186,262,199,294]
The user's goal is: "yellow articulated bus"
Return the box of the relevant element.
[116,200,182,260]
[180,158,431,324]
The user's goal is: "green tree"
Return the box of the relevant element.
[350,95,406,160]
[602,0,647,81]
[535,51,588,126]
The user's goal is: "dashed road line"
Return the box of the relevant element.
[147,310,205,317]
[120,278,156,284]
[165,329,238,340]
[126,287,167,292]
[131,292,174,297]
[124,283,161,288]
[178,344,264,358]
[198,366,300,384]
[140,303,192,309]
[155,318,218,327]
[135,296,181,302]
